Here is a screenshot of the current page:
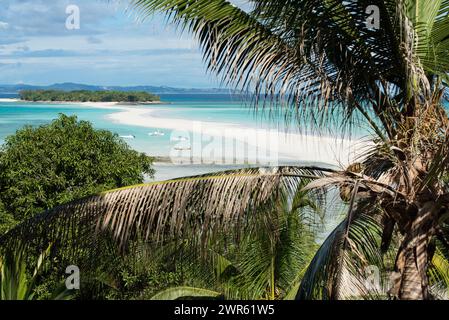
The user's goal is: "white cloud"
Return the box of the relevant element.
[0,0,217,88]
[0,21,9,30]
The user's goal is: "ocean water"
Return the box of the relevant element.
[0,94,363,180]
[0,94,293,180]
[0,94,270,152]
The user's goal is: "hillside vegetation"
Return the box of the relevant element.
[19,90,160,102]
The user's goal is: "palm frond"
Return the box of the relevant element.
[428,248,449,298]
[297,205,385,300]
[129,0,449,151]
[0,167,329,266]
[126,1,381,136]
[162,178,326,300]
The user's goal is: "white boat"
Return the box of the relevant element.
[148,130,165,137]
[120,135,136,139]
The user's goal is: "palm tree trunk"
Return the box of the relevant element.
[390,201,439,300]
[395,240,429,299]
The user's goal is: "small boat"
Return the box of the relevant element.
[148,130,165,137]
[120,135,136,139]
[172,135,189,142]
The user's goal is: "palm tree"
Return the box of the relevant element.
[3,0,449,300]
[151,183,320,300]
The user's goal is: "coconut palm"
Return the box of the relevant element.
[3,0,449,300]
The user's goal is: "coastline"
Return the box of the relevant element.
[0,98,20,102]
[105,106,370,168]
[0,98,371,168]
[0,98,165,106]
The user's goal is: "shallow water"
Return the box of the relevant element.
[0,93,362,180]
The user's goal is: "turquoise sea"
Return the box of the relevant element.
[1,93,386,180]
[0,94,304,180]
[0,94,244,148]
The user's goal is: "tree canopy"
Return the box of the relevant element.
[0,114,154,224]
[19,90,160,103]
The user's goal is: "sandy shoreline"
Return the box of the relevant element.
[106,107,369,167]
[0,98,21,102]
[0,98,370,167]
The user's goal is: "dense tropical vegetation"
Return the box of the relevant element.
[0,244,70,300]
[0,114,154,234]
[19,90,160,103]
[3,0,449,300]
[151,183,321,300]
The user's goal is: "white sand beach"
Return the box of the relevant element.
[0,98,20,102]
[105,106,371,168]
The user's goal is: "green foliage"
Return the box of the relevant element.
[0,244,70,300]
[0,201,17,236]
[218,199,318,300]
[96,244,184,300]
[106,264,182,300]
[19,90,160,103]
[0,114,154,222]
[152,185,321,300]
[63,183,320,301]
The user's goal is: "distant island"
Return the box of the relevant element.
[19,90,160,103]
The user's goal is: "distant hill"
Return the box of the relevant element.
[0,83,235,95]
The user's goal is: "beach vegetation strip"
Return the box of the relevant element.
[19,89,160,103]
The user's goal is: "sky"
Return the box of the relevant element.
[0,0,248,88]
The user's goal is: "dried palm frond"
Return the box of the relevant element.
[0,166,331,264]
